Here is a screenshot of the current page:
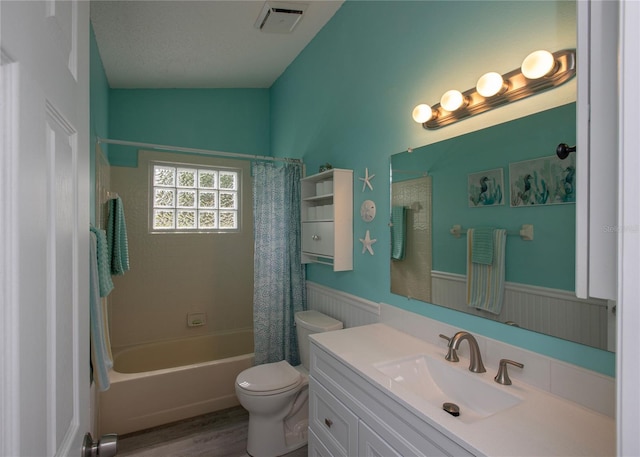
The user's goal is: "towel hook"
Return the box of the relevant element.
[556,143,576,159]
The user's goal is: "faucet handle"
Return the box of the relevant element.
[439,334,459,362]
[494,359,524,385]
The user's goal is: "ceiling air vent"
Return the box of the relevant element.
[255,1,308,33]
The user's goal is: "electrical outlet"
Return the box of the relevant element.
[187,312,206,327]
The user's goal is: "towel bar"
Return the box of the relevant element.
[450,224,534,241]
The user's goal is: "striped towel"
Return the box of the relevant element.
[466,228,507,315]
[471,226,494,265]
[90,226,114,297]
[90,231,113,391]
[107,196,130,275]
[391,206,407,260]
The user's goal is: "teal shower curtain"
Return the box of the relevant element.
[252,161,306,366]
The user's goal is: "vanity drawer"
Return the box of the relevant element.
[309,377,358,457]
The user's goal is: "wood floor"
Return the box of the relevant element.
[116,406,308,457]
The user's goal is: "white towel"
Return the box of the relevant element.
[466,228,507,315]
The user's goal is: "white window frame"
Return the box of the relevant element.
[149,161,241,233]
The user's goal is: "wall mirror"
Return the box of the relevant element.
[390,103,612,351]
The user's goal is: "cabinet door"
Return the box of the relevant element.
[576,0,618,302]
[302,222,335,257]
[358,421,403,457]
[309,428,335,457]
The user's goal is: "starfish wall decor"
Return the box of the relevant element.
[359,230,377,255]
[359,168,375,192]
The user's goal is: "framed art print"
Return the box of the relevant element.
[468,168,504,207]
[510,154,576,207]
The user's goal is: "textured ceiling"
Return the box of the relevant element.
[90,0,343,88]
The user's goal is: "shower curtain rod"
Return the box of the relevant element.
[96,137,302,163]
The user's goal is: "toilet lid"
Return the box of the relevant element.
[236,360,302,393]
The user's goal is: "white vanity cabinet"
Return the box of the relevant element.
[309,341,473,457]
[301,169,353,271]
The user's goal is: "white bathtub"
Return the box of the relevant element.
[99,329,254,435]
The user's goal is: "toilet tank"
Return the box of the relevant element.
[295,310,343,370]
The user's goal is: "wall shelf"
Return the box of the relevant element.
[301,169,353,271]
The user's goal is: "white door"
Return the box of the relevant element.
[1,1,90,456]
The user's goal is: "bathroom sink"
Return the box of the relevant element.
[375,354,522,423]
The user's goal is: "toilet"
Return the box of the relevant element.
[235,310,343,457]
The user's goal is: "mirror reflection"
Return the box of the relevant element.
[390,103,612,351]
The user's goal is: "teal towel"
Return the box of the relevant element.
[90,231,113,391]
[391,206,406,260]
[107,197,130,275]
[90,226,114,297]
[466,228,507,315]
[471,226,495,265]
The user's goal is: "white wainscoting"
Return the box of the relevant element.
[432,271,609,350]
[306,281,380,328]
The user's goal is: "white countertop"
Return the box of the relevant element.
[310,323,615,457]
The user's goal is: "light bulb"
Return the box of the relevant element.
[521,50,556,79]
[412,104,434,123]
[476,72,506,97]
[440,90,466,112]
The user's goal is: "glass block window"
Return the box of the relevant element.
[151,163,239,232]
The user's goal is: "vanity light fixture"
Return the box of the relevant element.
[476,72,507,98]
[413,49,576,129]
[520,50,557,79]
[412,104,435,124]
[440,90,467,112]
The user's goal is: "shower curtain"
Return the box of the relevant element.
[252,161,306,366]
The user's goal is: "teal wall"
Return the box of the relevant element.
[108,89,270,167]
[393,104,576,291]
[271,1,615,376]
[90,23,110,225]
[89,0,614,376]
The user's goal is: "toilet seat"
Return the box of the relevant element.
[236,361,302,396]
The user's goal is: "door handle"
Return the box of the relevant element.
[82,433,118,457]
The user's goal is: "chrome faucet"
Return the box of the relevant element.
[446,331,486,373]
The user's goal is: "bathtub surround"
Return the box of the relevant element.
[109,151,254,348]
[252,162,306,366]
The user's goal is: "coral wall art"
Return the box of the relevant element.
[468,168,504,207]
[509,154,576,207]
